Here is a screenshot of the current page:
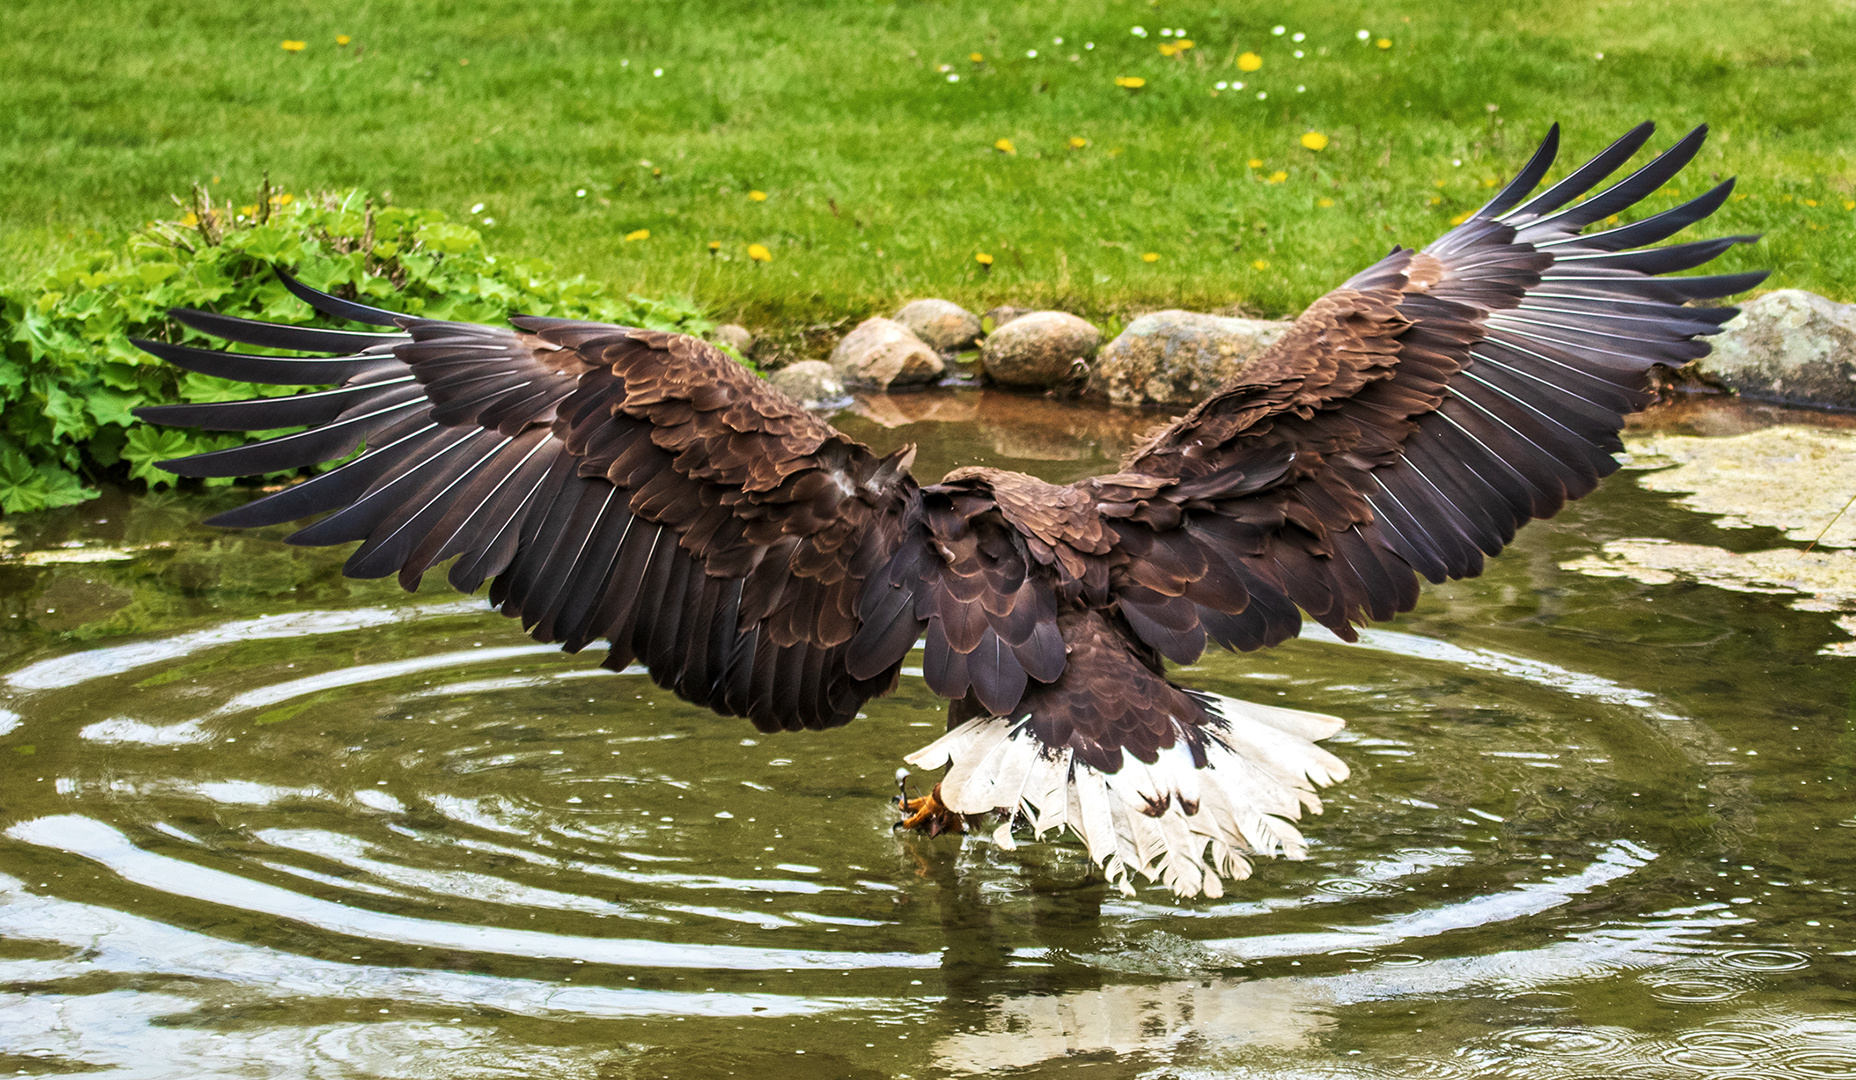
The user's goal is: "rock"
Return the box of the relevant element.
[1090,310,1291,408]
[979,312,1101,388]
[895,299,982,352]
[766,361,846,408]
[1704,290,1856,409]
[712,323,754,355]
[828,317,946,390]
[982,306,1032,333]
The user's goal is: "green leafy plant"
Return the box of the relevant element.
[0,185,715,514]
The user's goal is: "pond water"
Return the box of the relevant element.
[1,391,1853,1079]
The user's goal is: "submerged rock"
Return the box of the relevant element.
[712,323,754,356]
[1562,423,1856,655]
[766,360,846,408]
[1564,540,1856,657]
[828,317,946,390]
[1090,310,1290,408]
[979,312,1101,388]
[896,299,982,352]
[1704,289,1856,410]
[1622,425,1856,548]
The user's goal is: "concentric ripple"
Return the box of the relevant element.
[3,424,1853,1078]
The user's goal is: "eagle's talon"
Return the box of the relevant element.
[895,782,966,836]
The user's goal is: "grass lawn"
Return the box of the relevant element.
[4,0,1854,329]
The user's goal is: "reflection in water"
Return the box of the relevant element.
[7,816,936,971]
[2,398,1854,1078]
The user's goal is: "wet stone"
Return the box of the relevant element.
[1090,309,1290,408]
[1704,289,1856,410]
[979,311,1101,389]
[894,299,981,353]
[828,317,946,390]
[766,360,847,408]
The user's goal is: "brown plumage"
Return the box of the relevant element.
[133,123,1764,897]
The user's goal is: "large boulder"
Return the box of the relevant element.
[766,360,846,408]
[1089,310,1290,408]
[979,311,1101,388]
[895,299,982,352]
[1704,289,1856,410]
[828,317,946,390]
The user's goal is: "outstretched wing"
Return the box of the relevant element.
[1096,122,1765,661]
[132,277,922,731]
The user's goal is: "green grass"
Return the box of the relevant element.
[5,0,1855,329]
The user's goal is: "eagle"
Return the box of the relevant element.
[132,123,1761,898]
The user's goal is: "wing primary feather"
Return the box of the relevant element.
[1498,121,1656,222]
[274,267,410,327]
[168,308,409,353]
[129,338,396,384]
[1472,122,1560,219]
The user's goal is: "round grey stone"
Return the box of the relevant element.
[982,306,1033,333]
[828,317,946,390]
[712,323,754,355]
[766,361,846,408]
[895,299,982,352]
[979,311,1101,389]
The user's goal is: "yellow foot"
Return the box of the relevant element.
[895,781,966,837]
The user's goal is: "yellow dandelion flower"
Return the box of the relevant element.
[1317,198,1335,208]
[1845,200,1855,211]
[1252,259,1269,270]
[625,229,650,242]
[1069,136,1089,149]
[1450,211,1473,225]
[748,190,768,201]
[975,252,994,266]
[1114,75,1146,88]
[1247,158,1264,168]
[274,192,294,205]
[969,52,984,63]
[239,204,258,216]
[281,40,306,52]
[1141,252,1160,263]
[180,212,199,226]
[994,138,1016,154]
[707,240,721,252]
[1376,38,1392,49]
[1177,40,1194,50]
[747,243,772,262]
[1805,198,1819,207]
[336,34,351,46]
[1268,170,1287,184]
[1300,131,1330,151]
[1237,52,1262,71]
[1158,43,1177,56]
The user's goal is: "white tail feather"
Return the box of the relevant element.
[903,692,1350,898]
